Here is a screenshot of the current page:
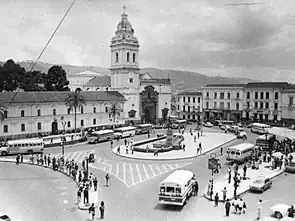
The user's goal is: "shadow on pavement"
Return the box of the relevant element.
[154,203,184,212]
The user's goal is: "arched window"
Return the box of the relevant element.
[133,53,136,62]
[127,52,130,62]
[115,52,119,63]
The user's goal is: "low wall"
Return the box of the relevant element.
[133,136,176,153]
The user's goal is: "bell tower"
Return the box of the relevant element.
[110,6,140,90]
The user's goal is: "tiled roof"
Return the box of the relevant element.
[85,76,111,86]
[69,71,104,77]
[177,91,202,96]
[203,84,246,88]
[245,82,290,88]
[0,91,126,104]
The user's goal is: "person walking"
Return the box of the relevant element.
[110,140,113,148]
[214,193,219,207]
[99,201,105,219]
[93,177,98,191]
[117,146,121,154]
[225,199,231,217]
[257,199,262,220]
[199,142,202,154]
[20,154,23,163]
[105,173,110,187]
[228,167,232,184]
[238,198,243,215]
[288,205,295,218]
[194,135,196,142]
[77,188,82,204]
[243,164,247,180]
[83,187,89,205]
[243,201,247,214]
[221,187,227,203]
[220,146,223,156]
[16,154,20,165]
[124,139,127,146]
[194,180,199,196]
[232,197,238,214]
[89,203,96,221]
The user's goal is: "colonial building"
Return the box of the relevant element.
[243,82,289,122]
[108,9,171,124]
[281,84,295,124]
[175,91,203,121]
[0,91,126,139]
[201,84,245,121]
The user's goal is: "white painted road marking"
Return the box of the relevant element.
[136,164,143,182]
[116,164,119,177]
[149,165,156,177]
[129,163,135,185]
[142,164,149,180]
[123,163,127,183]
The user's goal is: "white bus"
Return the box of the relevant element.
[251,123,271,134]
[159,170,194,206]
[172,120,187,129]
[113,126,136,139]
[87,130,114,144]
[0,138,44,156]
[135,124,153,135]
[226,143,255,163]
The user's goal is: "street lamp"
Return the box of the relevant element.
[60,116,66,156]
[85,155,89,180]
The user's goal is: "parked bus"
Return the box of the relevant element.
[81,123,122,134]
[172,120,187,129]
[251,123,271,134]
[43,132,82,145]
[215,120,234,127]
[159,170,194,206]
[87,130,114,144]
[0,138,44,156]
[135,124,153,135]
[226,143,255,163]
[113,126,136,139]
[255,134,276,150]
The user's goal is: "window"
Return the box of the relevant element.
[3,110,7,118]
[93,119,96,125]
[227,93,231,99]
[3,125,8,133]
[255,102,258,108]
[115,52,119,63]
[246,102,250,108]
[266,92,269,99]
[260,102,263,108]
[265,102,269,109]
[53,109,56,116]
[289,96,294,106]
[188,106,190,112]
[177,97,180,102]
[67,108,70,114]
[177,105,179,110]
[247,92,250,99]
[206,92,209,97]
[220,102,224,109]
[80,106,83,114]
[193,97,195,103]
[81,120,84,127]
[183,106,185,112]
[274,92,279,100]
[37,122,41,130]
[260,92,264,99]
[37,109,41,116]
[127,52,130,62]
[93,107,96,113]
[214,93,217,99]
[227,102,230,109]
[206,102,209,109]
[236,103,239,110]
[67,121,71,128]
[188,97,190,103]
[21,110,25,117]
[220,92,224,99]
[214,102,217,109]
[274,103,278,110]
[198,97,200,103]
[148,92,151,98]
[183,97,185,102]
[133,53,136,62]
[21,124,25,132]
[105,107,108,112]
[255,92,258,99]
[129,78,133,83]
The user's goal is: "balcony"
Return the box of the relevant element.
[272,109,279,115]
[204,97,210,100]
[244,107,251,111]
[235,97,241,100]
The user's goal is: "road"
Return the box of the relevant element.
[0,163,86,221]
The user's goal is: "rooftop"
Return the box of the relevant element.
[203,83,246,88]
[85,76,111,86]
[244,82,290,88]
[177,91,202,96]
[0,91,126,105]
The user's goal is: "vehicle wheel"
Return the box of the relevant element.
[1,151,7,156]
[28,150,33,155]
[274,212,283,219]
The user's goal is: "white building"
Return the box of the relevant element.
[201,84,245,121]
[0,91,126,140]
[175,91,203,121]
[281,84,295,124]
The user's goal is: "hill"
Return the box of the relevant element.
[0,61,256,93]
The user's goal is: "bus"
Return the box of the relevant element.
[251,123,271,134]
[255,134,276,150]
[135,124,153,135]
[0,138,44,156]
[159,170,194,206]
[226,143,255,163]
[215,120,234,127]
[87,130,114,144]
[172,120,187,129]
[43,132,83,145]
[113,126,136,139]
[81,123,123,135]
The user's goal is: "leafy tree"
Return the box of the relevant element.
[45,65,70,91]
[65,91,86,134]
[20,70,45,91]
[108,103,122,124]
[0,103,6,122]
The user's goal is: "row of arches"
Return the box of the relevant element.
[115,52,136,63]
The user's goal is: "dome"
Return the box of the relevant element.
[116,13,133,32]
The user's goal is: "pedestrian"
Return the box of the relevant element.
[77,188,82,203]
[238,198,243,215]
[199,142,202,154]
[93,177,98,191]
[82,159,85,170]
[243,164,247,180]
[214,193,219,207]
[225,199,231,216]
[124,139,127,146]
[232,197,238,214]
[89,203,95,221]
[221,187,227,203]
[105,173,110,187]
[83,187,89,205]
[257,199,262,220]
[243,201,247,214]
[288,205,295,218]
[220,146,223,155]
[197,131,200,139]
[183,144,185,151]
[194,135,196,142]
[228,171,231,184]
[117,146,120,154]
[78,171,82,183]
[20,154,23,163]
[99,201,105,219]
[195,180,199,196]
[44,155,47,166]
[110,140,113,148]
[16,154,20,165]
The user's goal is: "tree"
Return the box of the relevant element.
[0,103,6,122]
[65,91,86,134]
[108,103,122,124]
[45,65,70,91]
[19,70,45,91]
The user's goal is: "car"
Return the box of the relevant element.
[271,204,295,219]
[0,213,11,221]
[249,175,273,192]
[237,131,247,139]
[246,123,253,128]
[220,125,230,130]
[203,122,213,127]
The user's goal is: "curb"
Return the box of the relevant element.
[111,137,237,161]
[202,169,286,202]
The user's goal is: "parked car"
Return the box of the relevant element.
[0,213,11,221]
[220,125,230,130]
[237,131,247,139]
[271,204,295,219]
[249,175,272,192]
[203,122,213,127]
[246,123,253,128]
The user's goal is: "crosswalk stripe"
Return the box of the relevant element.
[80,151,88,162]
[70,152,79,161]
[136,164,143,182]
[162,165,168,172]
[168,164,174,170]
[149,165,156,176]
[142,164,149,180]
[129,164,135,185]
[155,165,162,174]
[116,164,119,177]
[64,152,72,160]
[74,152,83,162]
[123,163,127,183]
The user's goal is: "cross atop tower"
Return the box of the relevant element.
[123,4,126,14]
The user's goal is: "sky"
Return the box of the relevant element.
[1,0,295,82]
